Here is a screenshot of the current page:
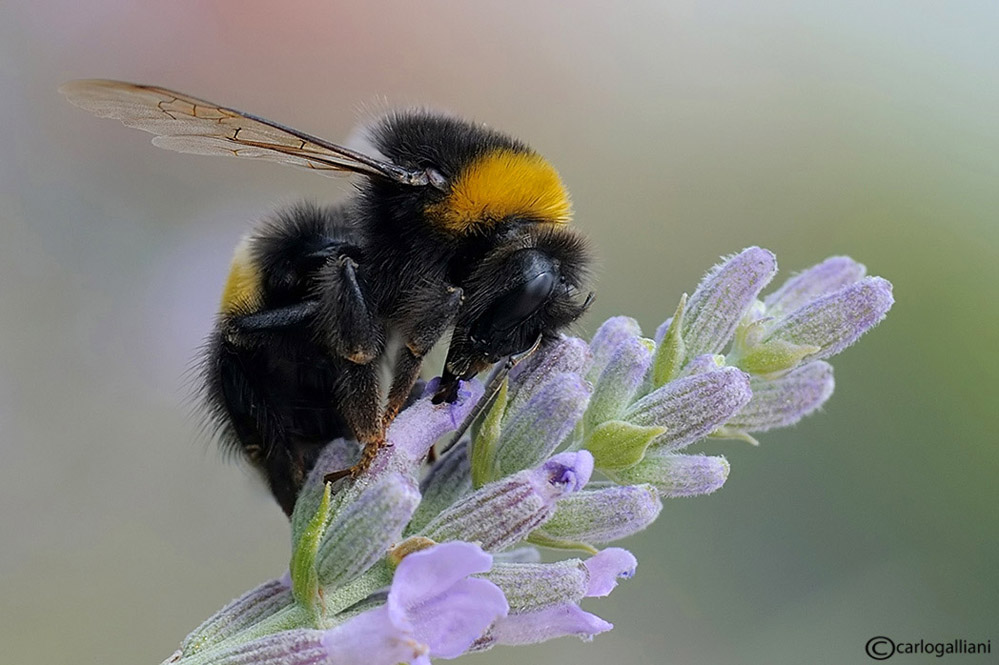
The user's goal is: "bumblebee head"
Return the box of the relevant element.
[432,225,593,403]
[360,111,591,403]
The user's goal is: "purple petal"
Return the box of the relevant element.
[764,256,867,317]
[388,542,507,660]
[321,542,507,664]
[610,452,730,498]
[322,606,428,665]
[682,247,777,359]
[584,548,638,597]
[544,451,594,493]
[764,277,894,362]
[495,372,591,476]
[406,577,508,659]
[388,379,484,461]
[490,604,613,646]
[624,367,752,451]
[390,541,494,613]
[727,361,835,432]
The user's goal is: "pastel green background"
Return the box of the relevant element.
[1,2,996,664]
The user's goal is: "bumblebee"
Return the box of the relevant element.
[61,80,593,515]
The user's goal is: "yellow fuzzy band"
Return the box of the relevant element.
[219,236,262,315]
[427,148,572,233]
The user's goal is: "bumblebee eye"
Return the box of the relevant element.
[426,167,448,191]
[470,269,557,349]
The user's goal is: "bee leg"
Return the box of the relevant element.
[383,285,464,428]
[321,358,384,485]
[227,301,321,337]
[315,255,383,364]
[312,253,398,483]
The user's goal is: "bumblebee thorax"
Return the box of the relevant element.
[425,148,572,234]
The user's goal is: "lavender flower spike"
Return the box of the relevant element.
[678,247,777,362]
[158,247,895,665]
[198,543,508,665]
[419,451,594,552]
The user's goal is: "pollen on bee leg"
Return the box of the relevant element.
[322,437,388,485]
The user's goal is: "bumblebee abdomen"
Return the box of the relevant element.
[219,236,263,316]
[208,331,351,513]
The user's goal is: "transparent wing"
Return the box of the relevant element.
[59,79,429,185]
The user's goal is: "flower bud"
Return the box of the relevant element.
[419,451,594,552]
[388,378,484,462]
[726,361,835,432]
[408,440,473,534]
[179,578,293,657]
[508,336,591,413]
[585,336,654,431]
[532,484,661,545]
[316,472,420,590]
[623,367,752,451]
[495,372,591,476]
[483,559,589,611]
[585,317,643,383]
[763,276,894,362]
[764,255,867,317]
[609,451,730,498]
[682,247,777,360]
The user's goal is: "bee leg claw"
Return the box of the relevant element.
[323,467,353,484]
[322,438,386,485]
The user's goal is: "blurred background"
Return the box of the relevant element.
[1,1,996,663]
